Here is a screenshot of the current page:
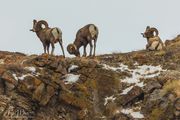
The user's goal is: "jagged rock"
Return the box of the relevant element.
[0,79,5,94]
[18,76,42,95]
[32,83,45,102]
[174,98,180,111]
[120,86,144,106]
[59,91,90,110]
[112,113,130,120]
[40,85,55,105]
[105,102,119,117]
[55,64,67,74]
[32,83,55,106]
[1,71,18,86]
[174,98,180,119]
[143,80,162,93]
[1,35,180,119]
[0,95,11,115]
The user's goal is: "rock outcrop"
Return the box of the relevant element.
[0,35,180,119]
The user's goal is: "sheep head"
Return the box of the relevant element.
[67,44,80,57]
[30,19,49,32]
[141,26,159,38]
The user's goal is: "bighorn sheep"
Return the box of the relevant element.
[67,24,99,57]
[30,19,65,57]
[141,26,164,51]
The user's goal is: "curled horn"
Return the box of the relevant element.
[36,20,49,29]
[150,27,159,36]
[67,44,77,54]
[146,26,150,30]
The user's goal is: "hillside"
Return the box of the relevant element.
[0,36,180,120]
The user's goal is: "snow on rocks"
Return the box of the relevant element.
[64,74,80,84]
[104,95,116,106]
[121,108,144,119]
[120,86,134,95]
[68,65,79,72]
[0,59,4,64]
[121,65,164,85]
[25,66,40,76]
[25,66,36,73]
[12,73,33,81]
[102,62,166,95]
[102,63,165,85]
[102,63,130,72]
[18,74,30,80]
[12,74,18,81]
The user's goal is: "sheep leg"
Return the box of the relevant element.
[93,40,97,56]
[47,43,50,54]
[89,41,93,56]
[50,42,55,55]
[59,40,65,57]
[43,43,47,54]
[83,45,87,57]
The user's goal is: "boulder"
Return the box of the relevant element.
[120,86,144,106]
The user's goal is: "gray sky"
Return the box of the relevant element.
[0,0,180,56]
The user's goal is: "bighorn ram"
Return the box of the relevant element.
[141,26,164,51]
[30,19,65,57]
[67,24,99,57]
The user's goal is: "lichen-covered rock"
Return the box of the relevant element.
[119,86,144,106]
[143,80,162,93]
[1,35,180,119]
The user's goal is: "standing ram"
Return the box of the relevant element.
[141,26,164,51]
[30,19,65,57]
[67,24,99,57]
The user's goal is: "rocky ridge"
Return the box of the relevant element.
[0,36,180,119]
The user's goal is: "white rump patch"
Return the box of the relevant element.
[148,41,159,50]
[89,25,97,38]
[52,28,61,40]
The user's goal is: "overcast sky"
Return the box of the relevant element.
[0,0,180,56]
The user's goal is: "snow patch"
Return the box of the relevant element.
[12,74,18,81]
[12,73,32,81]
[0,59,4,64]
[103,63,165,95]
[121,86,133,95]
[25,66,40,76]
[121,108,144,119]
[102,63,130,72]
[121,65,165,85]
[64,74,80,84]
[68,65,79,72]
[25,67,36,73]
[104,95,116,106]
[18,75,29,80]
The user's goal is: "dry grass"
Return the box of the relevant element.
[160,80,180,97]
[149,108,164,120]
